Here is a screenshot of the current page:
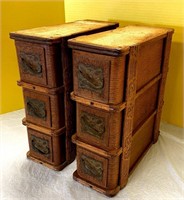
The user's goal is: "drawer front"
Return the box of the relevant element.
[28,128,53,163]
[23,88,65,129]
[77,146,108,187]
[15,41,47,86]
[24,89,51,128]
[73,50,111,103]
[77,103,122,149]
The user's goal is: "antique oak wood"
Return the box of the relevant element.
[10,20,119,170]
[68,25,174,196]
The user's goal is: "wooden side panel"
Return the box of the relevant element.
[133,81,159,131]
[44,43,63,87]
[153,31,174,142]
[130,115,155,169]
[106,156,120,189]
[109,56,126,104]
[136,39,164,90]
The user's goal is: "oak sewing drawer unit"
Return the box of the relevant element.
[10,20,119,170]
[23,119,66,169]
[68,25,174,196]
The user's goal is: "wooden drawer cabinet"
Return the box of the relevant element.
[10,20,119,88]
[10,20,119,170]
[69,25,174,196]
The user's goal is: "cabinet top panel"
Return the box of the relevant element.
[68,25,174,56]
[9,20,118,43]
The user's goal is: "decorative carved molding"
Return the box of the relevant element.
[20,52,42,76]
[26,97,46,119]
[31,135,50,156]
[78,63,104,93]
[80,154,103,180]
[123,135,132,159]
[80,111,105,139]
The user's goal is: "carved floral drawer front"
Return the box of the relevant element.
[77,103,122,150]
[77,146,108,187]
[77,146,120,189]
[15,41,47,86]
[28,128,53,162]
[15,40,62,88]
[73,50,125,104]
[23,88,65,129]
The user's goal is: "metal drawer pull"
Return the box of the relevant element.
[78,63,104,92]
[20,52,42,75]
[81,112,105,138]
[31,135,50,155]
[81,154,103,180]
[26,98,46,119]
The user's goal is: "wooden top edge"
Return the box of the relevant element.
[72,134,122,158]
[17,80,64,94]
[9,20,118,42]
[22,118,66,135]
[70,92,126,112]
[68,25,174,54]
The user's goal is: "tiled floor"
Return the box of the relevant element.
[1,109,184,200]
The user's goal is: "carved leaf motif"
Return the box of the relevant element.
[81,111,105,139]
[78,63,104,93]
[81,154,103,180]
[31,135,50,156]
[20,52,42,76]
[26,97,46,120]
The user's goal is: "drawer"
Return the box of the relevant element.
[77,103,122,150]
[27,127,66,165]
[76,145,120,189]
[73,50,125,104]
[15,40,62,88]
[23,86,65,129]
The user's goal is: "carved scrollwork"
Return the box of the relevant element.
[26,97,46,120]
[80,111,105,139]
[20,52,42,76]
[80,154,103,180]
[78,63,104,93]
[123,134,132,159]
[31,135,50,156]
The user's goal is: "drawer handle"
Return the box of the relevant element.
[78,63,104,92]
[26,98,46,119]
[81,112,105,139]
[31,135,50,155]
[20,52,42,75]
[81,154,103,180]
